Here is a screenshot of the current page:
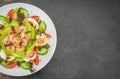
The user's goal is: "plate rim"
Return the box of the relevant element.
[0,2,57,77]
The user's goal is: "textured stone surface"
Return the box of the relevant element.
[0,0,120,79]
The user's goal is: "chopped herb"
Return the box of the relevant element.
[25,31,31,34]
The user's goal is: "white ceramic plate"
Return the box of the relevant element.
[0,3,57,76]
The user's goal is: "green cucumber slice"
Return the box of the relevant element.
[42,44,50,49]
[37,47,48,55]
[20,62,30,70]
[0,60,9,66]
[19,7,29,18]
[39,21,46,32]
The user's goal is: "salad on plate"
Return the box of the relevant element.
[0,7,51,72]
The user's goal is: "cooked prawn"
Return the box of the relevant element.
[16,46,25,52]
[2,36,10,45]
[15,26,21,33]
[21,39,28,46]
[24,33,30,41]
[20,32,25,38]
[8,34,15,42]
[7,45,15,52]
[19,26,26,33]
[12,36,21,44]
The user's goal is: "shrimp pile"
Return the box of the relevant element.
[2,26,31,52]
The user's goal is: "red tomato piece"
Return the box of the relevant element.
[6,62,18,69]
[7,9,14,21]
[34,55,39,65]
[28,21,34,27]
[31,16,40,21]
[45,33,52,38]
[34,46,37,51]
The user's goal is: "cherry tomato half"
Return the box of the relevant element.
[34,46,37,52]
[28,21,34,27]
[6,62,18,69]
[7,9,14,21]
[45,33,52,38]
[34,55,39,65]
[31,16,40,21]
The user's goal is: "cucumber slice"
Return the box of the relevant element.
[42,44,50,49]
[39,21,46,32]
[1,60,9,66]
[37,47,48,55]
[19,8,29,18]
[20,62,30,70]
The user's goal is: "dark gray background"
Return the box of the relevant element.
[0,0,120,79]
